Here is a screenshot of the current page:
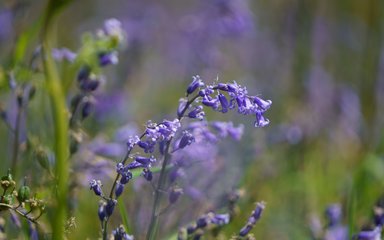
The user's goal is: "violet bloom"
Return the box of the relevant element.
[98,51,119,66]
[89,179,103,196]
[177,131,195,149]
[324,204,348,240]
[187,75,205,95]
[354,226,382,240]
[98,202,107,222]
[186,77,272,128]
[139,119,181,152]
[112,225,134,240]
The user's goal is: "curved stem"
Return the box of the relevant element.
[0,203,39,225]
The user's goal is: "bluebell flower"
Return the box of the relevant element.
[120,171,133,185]
[177,98,188,118]
[126,135,140,151]
[188,106,205,120]
[201,95,219,109]
[354,226,382,240]
[255,111,270,128]
[324,204,348,240]
[106,199,117,216]
[187,75,205,95]
[115,182,124,198]
[218,93,229,113]
[98,51,119,66]
[112,225,134,240]
[135,155,155,166]
[142,168,153,181]
[98,202,107,222]
[89,179,103,196]
[195,78,271,127]
[177,131,195,149]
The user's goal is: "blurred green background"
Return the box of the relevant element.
[0,0,384,239]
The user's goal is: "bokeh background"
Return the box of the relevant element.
[0,0,384,239]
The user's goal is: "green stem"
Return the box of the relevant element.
[146,141,172,240]
[42,30,69,240]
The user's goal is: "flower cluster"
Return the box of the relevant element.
[0,171,45,225]
[88,73,271,238]
[181,75,272,128]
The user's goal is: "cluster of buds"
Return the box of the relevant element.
[68,19,126,154]
[0,171,45,224]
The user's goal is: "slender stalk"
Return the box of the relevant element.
[42,29,69,240]
[146,141,172,240]
[0,203,39,225]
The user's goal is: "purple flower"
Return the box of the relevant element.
[120,171,133,184]
[177,131,195,149]
[218,93,229,113]
[142,168,153,181]
[187,75,205,95]
[89,179,103,196]
[354,226,382,240]
[115,182,124,198]
[202,96,219,109]
[98,202,107,222]
[135,155,156,167]
[253,96,272,110]
[106,199,117,216]
[255,111,270,128]
[326,204,343,227]
[177,98,188,118]
[98,51,119,66]
[112,225,134,240]
[188,106,205,120]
